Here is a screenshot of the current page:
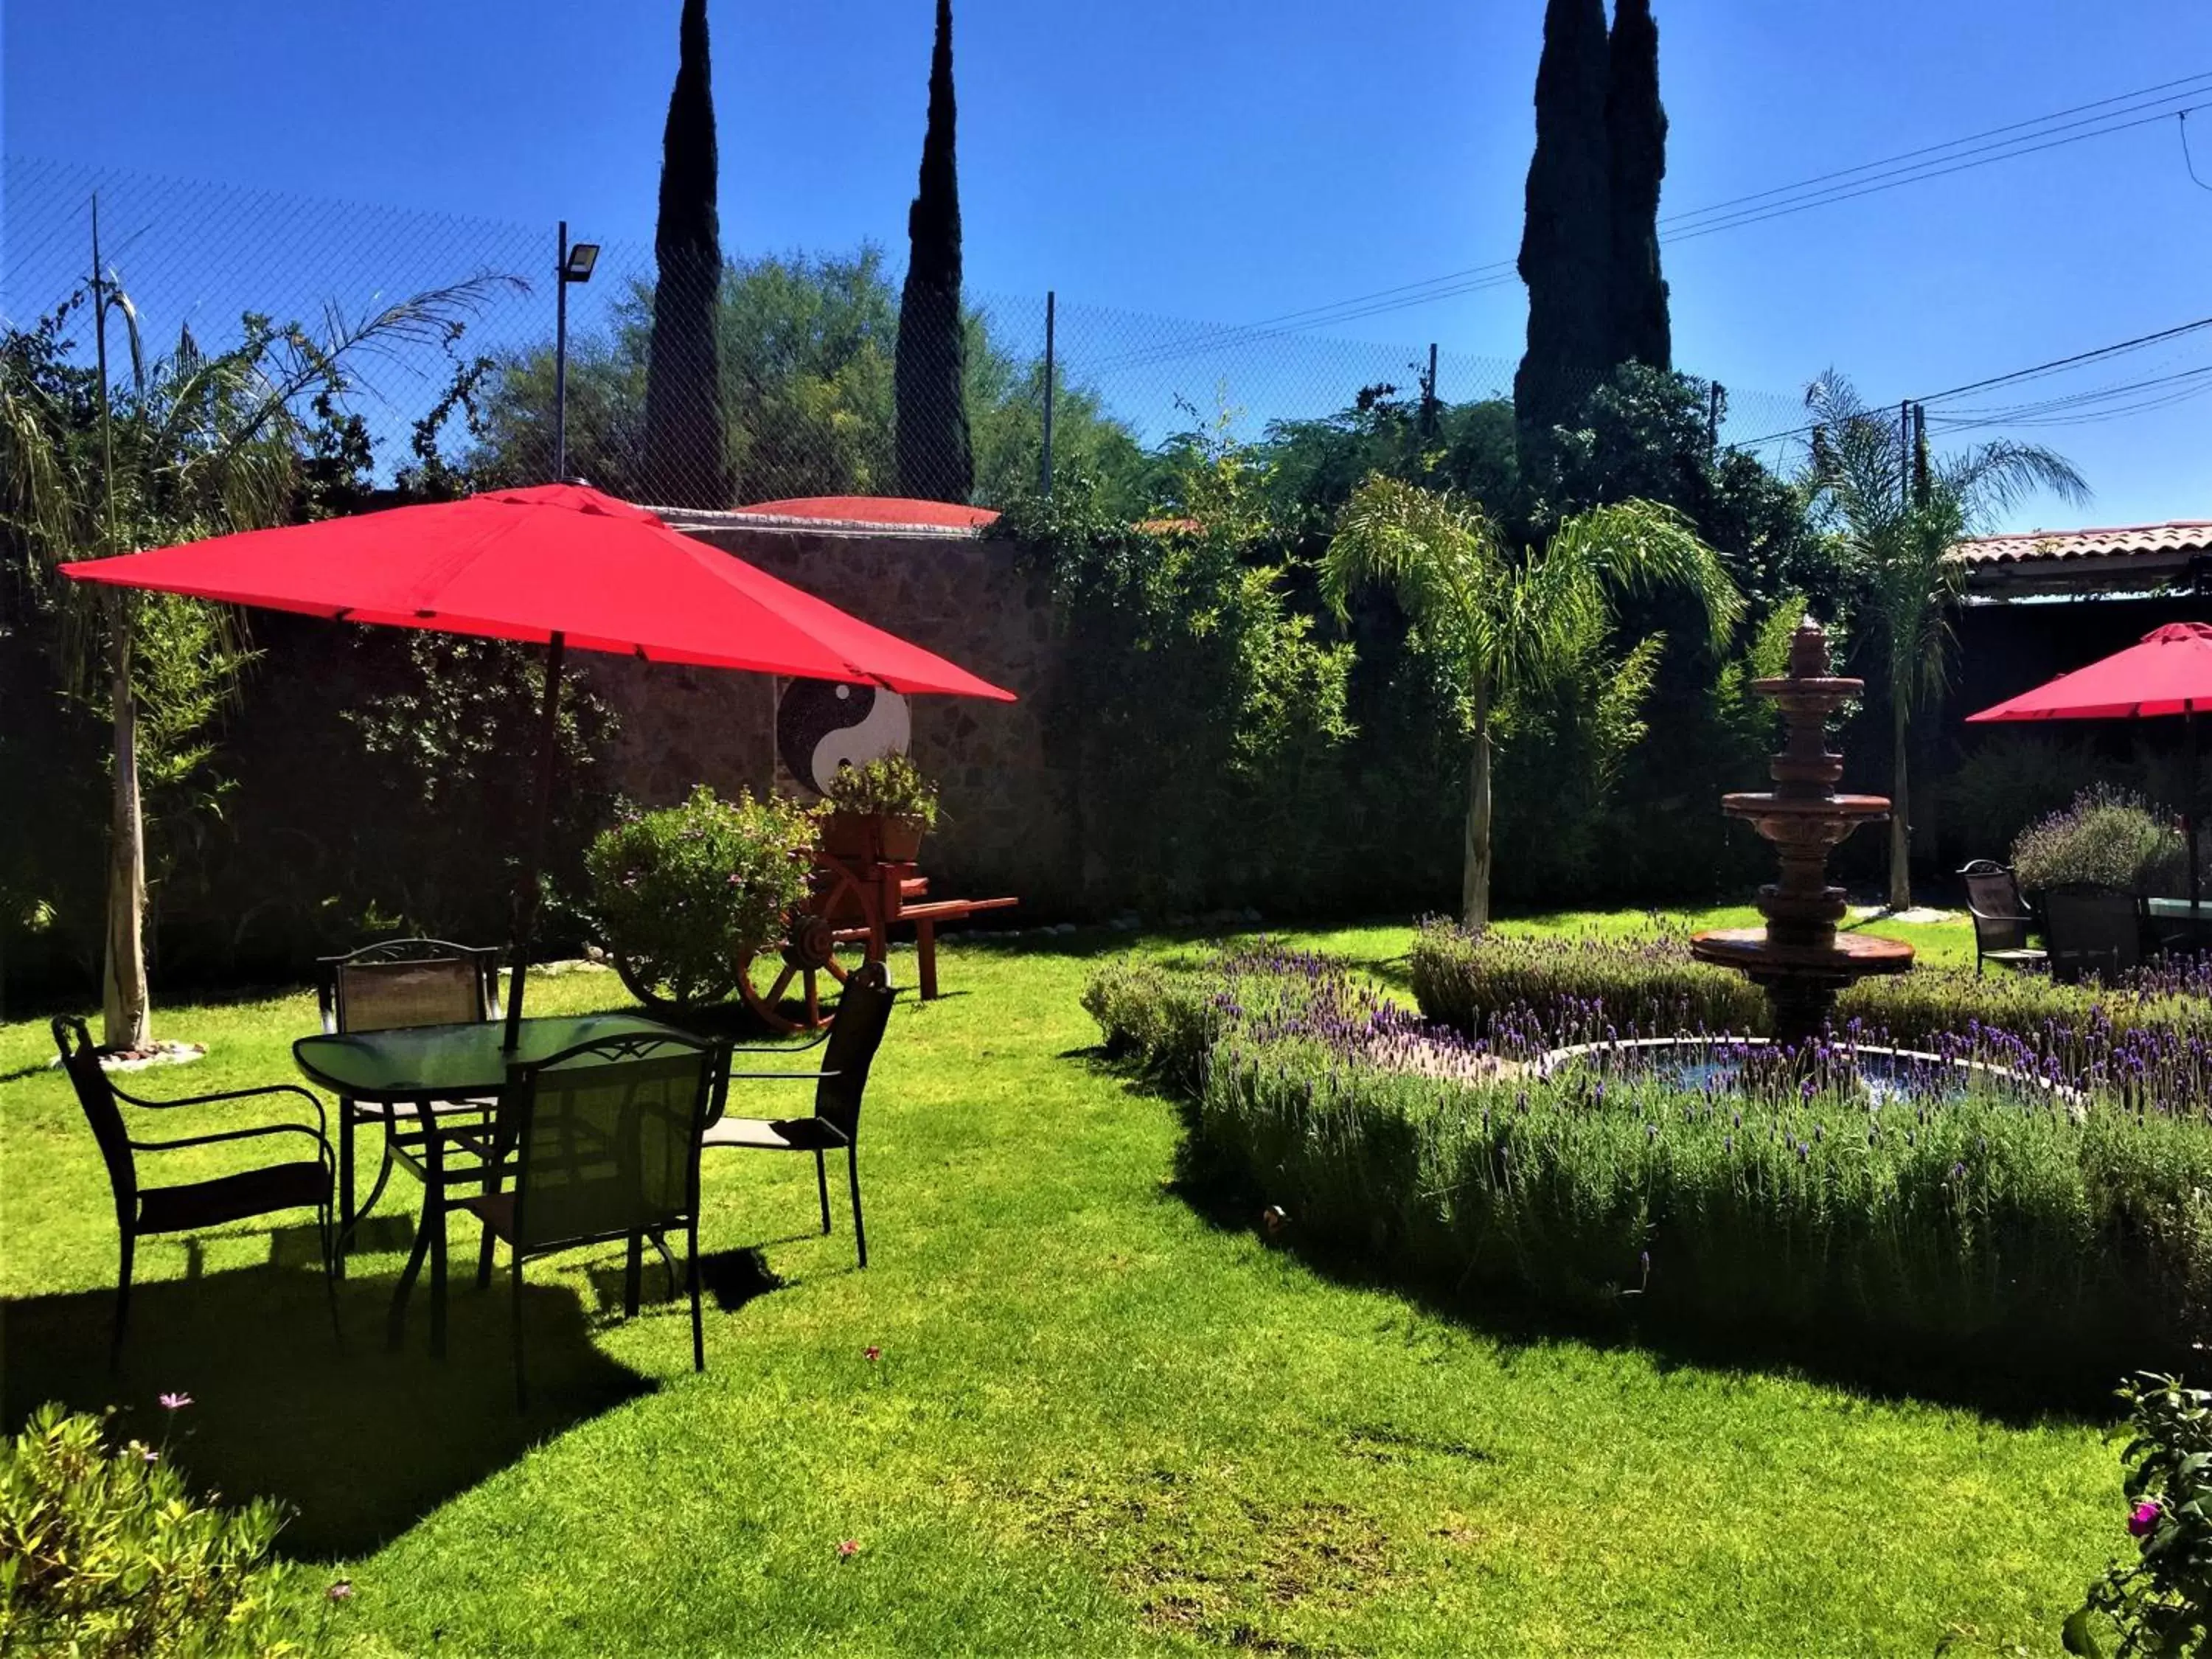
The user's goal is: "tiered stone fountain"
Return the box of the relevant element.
[1691,618,1913,1043]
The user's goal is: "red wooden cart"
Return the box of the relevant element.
[737,846,1017,1030]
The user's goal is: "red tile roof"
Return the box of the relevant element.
[1947,521,2212,566]
[730,496,1001,530]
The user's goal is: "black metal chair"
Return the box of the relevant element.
[316,938,502,1274]
[1958,860,2047,976]
[2042,883,2142,985]
[413,1030,726,1408]
[701,961,897,1268]
[51,1016,340,1367]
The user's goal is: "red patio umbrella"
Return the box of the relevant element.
[1966,621,2212,918]
[62,482,1015,1040]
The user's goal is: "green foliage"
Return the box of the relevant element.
[996,444,1358,914]
[642,0,728,507]
[586,785,817,1007]
[894,0,973,503]
[2012,787,2191,897]
[821,752,939,827]
[1408,917,1767,1039]
[2068,1374,2212,1658]
[0,1402,300,1657]
[474,248,1143,511]
[1095,945,2212,1388]
[1514,0,1614,445]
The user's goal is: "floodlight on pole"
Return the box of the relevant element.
[553,222,599,482]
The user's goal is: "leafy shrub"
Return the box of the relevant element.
[0,1403,300,1657]
[821,752,939,827]
[1408,918,1766,1042]
[586,785,817,1006]
[2012,787,2188,897]
[2068,1373,2212,1658]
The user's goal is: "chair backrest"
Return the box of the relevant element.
[1958,862,2032,954]
[51,1017,135,1220]
[815,962,898,1144]
[2042,883,2140,984]
[504,1033,724,1253]
[321,939,499,1034]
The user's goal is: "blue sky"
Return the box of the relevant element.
[5,0,2210,529]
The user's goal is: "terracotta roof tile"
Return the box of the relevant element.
[1947,521,2212,566]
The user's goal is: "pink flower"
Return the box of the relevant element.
[159,1391,192,1411]
[327,1580,355,1601]
[836,1539,860,1559]
[2130,1500,2163,1537]
[863,1346,881,1363]
[142,1449,159,1464]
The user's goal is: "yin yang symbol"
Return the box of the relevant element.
[776,680,913,796]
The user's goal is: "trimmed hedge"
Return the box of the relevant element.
[1088,944,2212,1389]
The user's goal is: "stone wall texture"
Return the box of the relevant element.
[584,516,1084,913]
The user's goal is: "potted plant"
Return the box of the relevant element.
[819,753,940,864]
[586,785,819,1009]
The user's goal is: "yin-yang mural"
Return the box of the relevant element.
[776,680,912,796]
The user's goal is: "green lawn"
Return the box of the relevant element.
[1,911,2118,1656]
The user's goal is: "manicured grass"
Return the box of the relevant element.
[1,912,2119,1655]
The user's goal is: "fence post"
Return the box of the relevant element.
[1899,399,1912,502]
[1911,401,1930,505]
[554,220,570,482]
[1422,342,1439,437]
[1040,289,1057,498]
[1706,381,1725,456]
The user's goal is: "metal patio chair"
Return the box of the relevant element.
[1958,860,2047,976]
[2042,883,2141,985]
[316,937,501,1272]
[434,1030,726,1408]
[701,960,897,1269]
[52,1016,339,1366]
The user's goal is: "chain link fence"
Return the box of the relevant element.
[4,156,1812,514]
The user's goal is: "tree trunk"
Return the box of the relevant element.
[1888,698,1912,912]
[102,594,150,1051]
[1462,692,1494,933]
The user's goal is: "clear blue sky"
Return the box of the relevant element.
[5,0,2209,529]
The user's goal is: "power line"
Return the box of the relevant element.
[1079,72,2212,375]
[1717,314,2212,451]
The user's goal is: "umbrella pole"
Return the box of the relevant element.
[2190,703,2201,929]
[503,630,567,1050]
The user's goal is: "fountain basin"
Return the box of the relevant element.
[1689,928,1913,978]
[1540,1034,2074,1110]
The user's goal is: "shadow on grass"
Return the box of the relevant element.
[1089,1059,2116,1426]
[1,1233,654,1562]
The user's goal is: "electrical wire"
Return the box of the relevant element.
[1080,73,2212,375]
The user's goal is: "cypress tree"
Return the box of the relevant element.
[895,0,974,504]
[1512,0,1613,456]
[1605,0,1672,371]
[643,0,728,507]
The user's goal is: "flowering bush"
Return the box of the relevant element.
[819,753,939,827]
[2068,1372,2212,1657]
[587,786,818,1009]
[0,1402,300,1657]
[1409,922,2212,1113]
[2013,786,2190,897]
[1092,945,2212,1390]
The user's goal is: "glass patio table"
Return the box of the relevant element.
[293,1012,689,1357]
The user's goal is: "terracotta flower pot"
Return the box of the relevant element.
[820,810,880,861]
[878,813,927,863]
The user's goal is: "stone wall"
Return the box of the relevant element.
[584,514,1083,913]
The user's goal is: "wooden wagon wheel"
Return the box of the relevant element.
[736,911,872,1032]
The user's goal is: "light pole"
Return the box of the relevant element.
[553,221,599,481]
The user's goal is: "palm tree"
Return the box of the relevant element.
[0,243,504,1050]
[1801,376,2086,911]
[1323,473,1741,929]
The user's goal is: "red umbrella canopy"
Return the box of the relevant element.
[1967,623,2212,723]
[59,481,1014,701]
